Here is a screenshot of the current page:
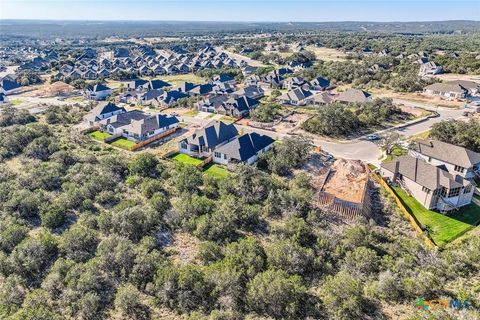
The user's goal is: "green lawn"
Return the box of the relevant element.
[383,146,407,163]
[170,153,204,166]
[183,109,199,117]
[219,115,236,124]
[156,73,205,86]
[89,130,112,141]
[392,186,480,247]
[203,163,229,178]
[10,99,23,106]
[110,137,137,150]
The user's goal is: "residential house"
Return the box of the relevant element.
[136,89,165,106]
[409,139,480,180]
[83,102,126,127]
[309,77,330,91]
[283,77,310,90]
[419,61,443,76]
[158,90,189,107]
[217,96,259,117]
[277,88,314,106]
[380,155,475,213]
[178,120,239,158]
[210,74,236,85]
[85,83,112,101]
[445,80,480,96]
[213,132,275,165]
[232,85,265,100]
[423,83,467,100]
[335,88,372,104]
[312,92,334,105]
[0,78,22,95]
[99,110,179,142]
[196,94,230,113]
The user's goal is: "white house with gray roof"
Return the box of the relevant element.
[409,140,480,180]
[213,132,274,165]
[380,155,475,213]
[98,110,179,142]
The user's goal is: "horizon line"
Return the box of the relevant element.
[2,18,480,23]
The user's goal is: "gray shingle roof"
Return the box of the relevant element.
[214,132,274,162]
[411,139,480,169]
[381,155,469,190]
[335,88,372,103]
[184,120,238,149]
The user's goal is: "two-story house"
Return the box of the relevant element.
[409,140,480,180]
[178,121,239,158]
[380,155,475,213]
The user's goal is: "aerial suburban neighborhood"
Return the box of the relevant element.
[0,1,480,319]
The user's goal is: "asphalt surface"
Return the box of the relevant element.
[182,100,468,165]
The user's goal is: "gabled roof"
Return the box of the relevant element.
[411,139,480,168]
[335,88,372,103]
[278,88,313,102]
[149,79,171,90]
[173,81,197,93]
[0,78,21,91]
[381,155,470,190]
[90,102,125,118]
[86,83,111,93]
[139,89,165,101]
[225,96,259,112]
[125,113,179,135]
[184,120,238,149]
[189,84,213,95]
[424,83,467,94]
[445,80,480,91]
[101,110,149,128]
[215,132,274,162]
[310,77,330,88]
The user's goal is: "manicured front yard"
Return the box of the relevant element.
[183,109,199,117]
[110,137,137,150]
[170,153,204,166]
[392,186,480,247]
[219,115,236,124]
[89,130,112,141]
[203,163,229,178]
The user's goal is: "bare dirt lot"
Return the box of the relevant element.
[433,73,480,82]
[321,159,369,204]
[23,81,76,98]
[306,46,349,62]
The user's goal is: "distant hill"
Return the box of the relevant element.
[1,20,480,39]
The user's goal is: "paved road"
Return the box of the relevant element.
[181,99,468,165]
[392,99,466,136]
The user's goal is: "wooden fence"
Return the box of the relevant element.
[316,191,368,220]
[196,155,212,168]
[80,125,100,134]
[130,127,178,151]
[372,173,436,249]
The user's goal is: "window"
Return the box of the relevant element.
[454,165,465,173]
[422,186,430,194]
[223,154,227,159]
[440,187,448,197]
[214,152,221,158]
[180,142,187,150]
[448,187,461,198]
[464,185,472,194]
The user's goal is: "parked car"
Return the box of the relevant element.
[366,134,380,141]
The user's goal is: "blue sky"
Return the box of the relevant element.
[1,0,479,22]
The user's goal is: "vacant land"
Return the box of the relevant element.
[157,73,205,85]
[393,186,480,246]
[306,46,349,62]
